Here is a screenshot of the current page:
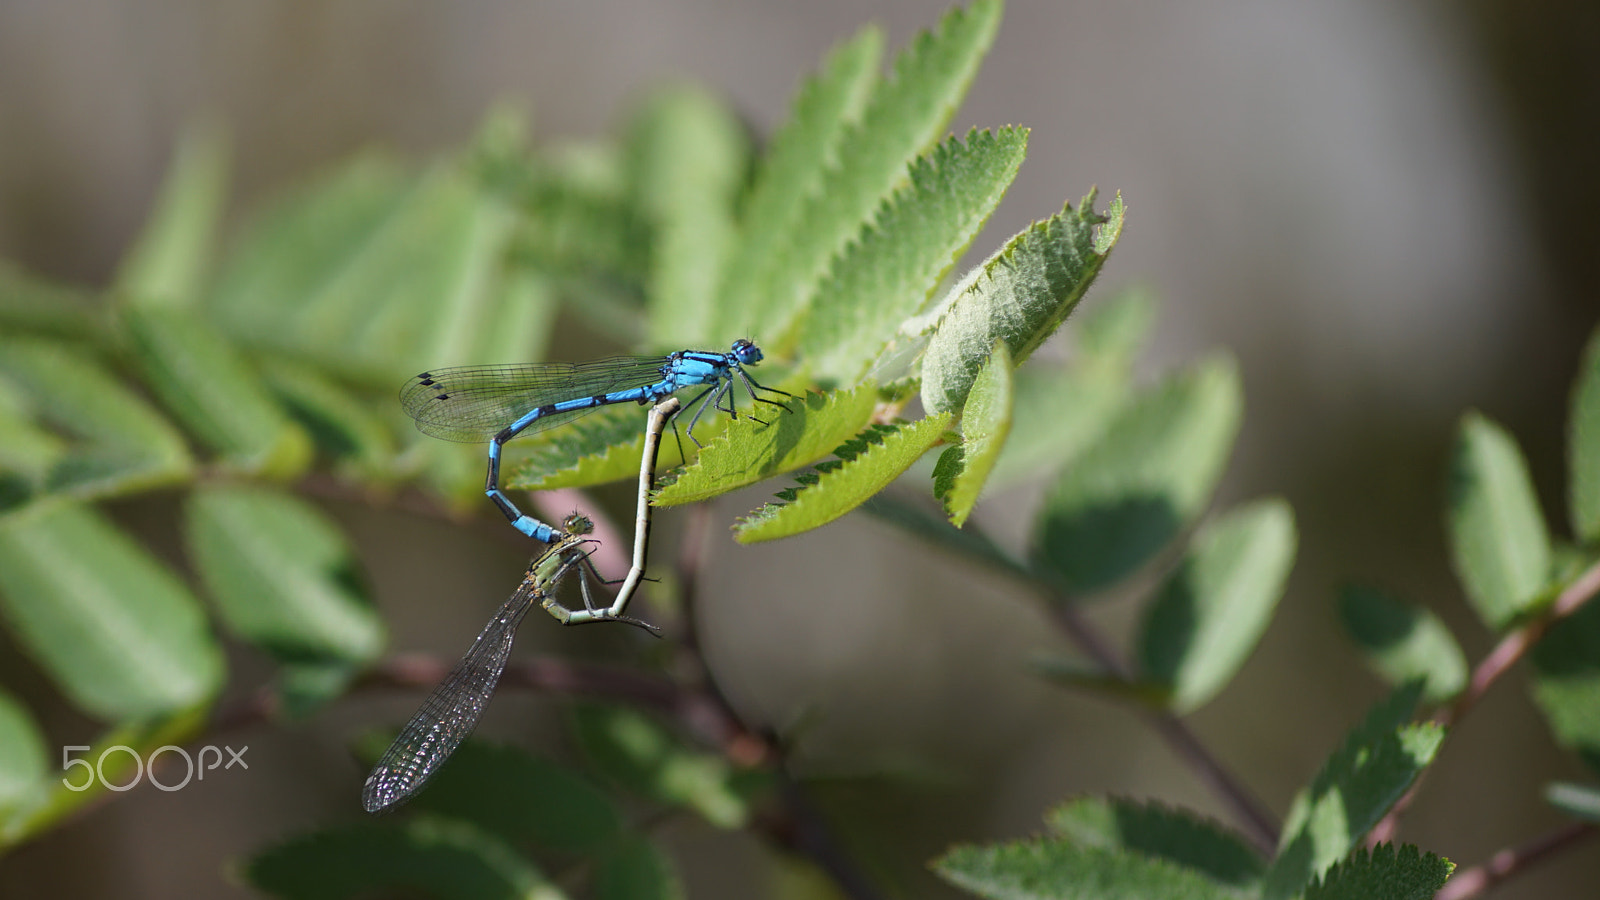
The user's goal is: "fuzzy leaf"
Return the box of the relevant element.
[509,402,686,492]
[1033,355,1242,594]
[1261,683,1443,900]
[596,835,684,900]
[1302,844,1453,900]
[185,485,383,665]
[1570,324,1600,542]
[934,837,1243,900]
[935,341,1013,526]
[919,190,1124,415]
[799,127,1029,381]
[726,0,1003,343]
[1337,586,1467,703]
[714,25,882,334]
[654,384,879,506]
[1138,499,1296,713]
[1528,595,1600,775]
[0,689,47,824]
[0,502,224,720]
[1446,411,1551,630]
[244,818,558,900]
[114,125,228,310]
[631,86,748,347]
[572,704,747,829]
[1045,796,1264,887]
[735,413,951,544]
[120,307,312,477]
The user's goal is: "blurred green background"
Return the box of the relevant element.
[0,1,1596,897]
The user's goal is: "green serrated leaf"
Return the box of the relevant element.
[0,261,103,340]
[1571,324,1600,542]
[120,307,312,477]
[114,124,228,310]
[244,818,561,900]
[727,0,1004,344]
[0,502,224,720]
[597,834,684,900]
[508,402,685,492]
[1337,586,1467,703]
[1045,796,1264,887]
[736,413,950,544]
[920,190,1124,415]
[630,86,748,347]
[0,689,48,825]
[572,704,747,829]
[255,354,397,478]
[406,741,624,854]
[185,485,383,665]
[1138,499,1296,713]
[936,341,1013,526]
[1446,411,1551,630]
[714,24,882,337]
[1302,844,1453,900]
[655,384,879,506]
[1261,682,1443,900]
[1033,355,1241,594]
[1545,781,1600,822]
[1528,594,1600,775]
[798,127,1029,381]
[934,836,1245,900]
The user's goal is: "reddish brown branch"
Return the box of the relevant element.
[1435,821,1597,900]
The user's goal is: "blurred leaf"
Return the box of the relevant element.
[572,704,747,829]
[0,502,224,720]
[1528,595,1600,775]
[1337,586,1467,703]
[860,493,1027,578]
[1027,655,1164,707]
[919,190,1124,415]
[0,261,103,340]
[1569,323,1600,542]
[1045,796,1264,887]
[630,85,748,347]
[935,341,1013,526]
[798,127,1029,381]
[1033,355,1242,594]
[735,413,951,544]
[1261,682,1443,900]
[934,837,1241,900]
[727,0,1004,343]
[405,741,624,854]
[987,361,1129,490]
[114,124,228,310]
[0,688,47,825]
[596,834,684,900]
[120,307,312,477]
[655,384,879,506]
[474,269,559,370]
[1301,844,1453,900]
[1138,499,1296,713]
[1545,781,1600,822]
[1447,411,1551,630]
[255,354,396,478]
[714,24,882,337]
[244,818,559,900]
[185,485,383,665]
[0,393,66,483]
[276,660,363,721]
[1075,286,1157,363]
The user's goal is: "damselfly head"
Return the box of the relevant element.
[731,339,763,365]
[560,512,595,536]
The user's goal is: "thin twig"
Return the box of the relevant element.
[1435,821,1596,900]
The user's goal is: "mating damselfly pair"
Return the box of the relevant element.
[364,342,791,812]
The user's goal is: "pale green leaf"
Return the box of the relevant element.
[597,835,684,900]
[1545,781,1600,823]
[920,190,1124,415]
[1076,286,1157,363]
[114,124,228,310]
[1569,323,1600,542]
[255,354,397,479]
[0,261,103,340]
[1138,499,1296,713]
[245,818,560,900]
[1261,682,1443,900]
[0,502,224,720]
[1337,586,1467,703]
[631,86,748,347]
[185,485,384,665]
[0,689,47,824]
[654,384,879,506]
[934,837,1244,900]
[935,341,1013,526]
[735,413,951,544]
[120,306,312,477]
[1302,844,1453,900]
[1045,796,1264,887]
[572,704,747,829]
[989,363,1128,490]
[726,0,1004,343]
[1446,411,1550,630]
[798,127,1029,381]
[1033,355,1242,594]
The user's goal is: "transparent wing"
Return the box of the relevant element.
[399,355,675,443]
